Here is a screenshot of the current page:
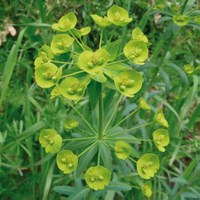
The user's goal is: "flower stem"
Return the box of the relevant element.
[105,137,152,142]
[61,70,84,78]
[77,141,98,158]
[108,107,140,133]
[67,101,97,135]
[107,121,154,137]
[62,136,96,142]
[129,157,137,163]
[69,30,85,51]
[98,84,104,139]
[99,29,103,49]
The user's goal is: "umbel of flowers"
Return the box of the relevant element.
[35,5,170,198]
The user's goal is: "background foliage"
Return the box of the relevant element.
[0,0,199,199]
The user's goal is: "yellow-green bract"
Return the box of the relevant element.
[132,27,148,43]
[84,166,111,190]
[59,77,89,100]
[34,45,54,68]
[173,14,190,26]
[142,181,152,198]
[113,69,143,97]
[64,117,79,131]
[137,153,160,179]
[107,5,132,26]
[52,12,77,32]
[90,15,111,27]
[153,129,170,152]
[155,109,169,128]
[123,40,148,65]
[139,97,151,110]
[35,63,62,88]
[71,27,91,38]
[115,141,132,160]
[56,150,78,174]
[39,129,62,153]
[78,48,110,83]
[51,34,74,54]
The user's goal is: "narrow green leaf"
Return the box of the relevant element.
[106,181,132,191]
[100,142,113,170]
[54,186,75,195]
[0,29,26,107]
[42,162,55,200]
[69,188,90,200]
[87,81,101,109]
[184,159,197,180]
[103,39,122,61]
[76,142,98,176]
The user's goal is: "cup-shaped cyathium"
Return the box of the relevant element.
[137,153,160,179]
[84,166,111,190]
[153,129,169,152]
[56,150,78,174]
[52,12,77,32]
[39,129,62,153]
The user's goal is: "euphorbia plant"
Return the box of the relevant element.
[34,5,170,198]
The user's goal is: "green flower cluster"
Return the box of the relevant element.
[35,5,170,196]
[34,5,149,101]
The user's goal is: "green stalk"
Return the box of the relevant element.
[98,84,104,139]
[108,107,140,133]
[107,121,154,137]
[99,29,103,49]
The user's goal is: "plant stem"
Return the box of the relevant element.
[105,137,152,142]
[62,136,96,141]
[69,30,85,51]
[99,29,103,49]
[97,141,101,165]
[107,121,154,137]
[107,59,128,65]
[52,60,71,64]
[61,70,84,78]
[77,141,98,158]
[98,84,104,139]
[129,157,137,163]
[67,101,97,135]
[108,107,140,133]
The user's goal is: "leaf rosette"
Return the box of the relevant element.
[113,69,143,97]
[39,129,62,153]
[115,141,132,160]
[35,63,62,88]
[51,34,74,54]
[153,129,169,152]
[107,5,132,26]
[56,150,78,174]
[123,40,148,65]
[84,166,111,190]
[52,12,77,32]
[137,153,160,179]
